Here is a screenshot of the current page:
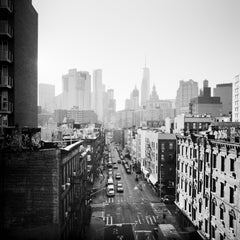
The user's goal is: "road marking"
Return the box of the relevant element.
[149,216,153,225]
[152,216,156,223]
[146,216,150,224]
[135,230,152,233]
[137,215,141,224]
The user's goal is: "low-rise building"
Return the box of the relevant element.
[176,122,240,240]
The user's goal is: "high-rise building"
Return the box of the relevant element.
[130,86,139,110]
[232,75,240,122]
[175,80,198,115]
[92,69,103,121]
[58,69,91,111]
[38,83,55,113]
[190,80,222,117]
[213,83,232,117]
[0,0,38,132]
[141,65,150,107]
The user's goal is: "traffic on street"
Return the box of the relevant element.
[87,141,183,240]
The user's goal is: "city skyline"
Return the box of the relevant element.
[32,0,240,110]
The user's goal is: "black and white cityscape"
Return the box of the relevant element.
[1,0,240,240]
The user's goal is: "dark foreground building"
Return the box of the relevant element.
[0,0,38,136]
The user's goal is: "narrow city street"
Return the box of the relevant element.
[86,143,181,240]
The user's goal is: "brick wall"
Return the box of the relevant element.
[1,149,61,239]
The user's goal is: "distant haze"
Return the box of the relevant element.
[33,0,240,110]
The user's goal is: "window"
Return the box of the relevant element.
[205,197,208,208]
[230,187,234,204]
[181,178,183,189]
[188,203,191,213]
[185,181,188,192]
[220,205,224,220]
[221,156,225,172]
[220,233,224,240]
[161,154,164,161]
[229,213,234,228]
[199,160,203,171]
[230,158,235,172]
[189,183,192,196]
[199,200,202,213]
[185,164,188,173]
[205,152,209,163]
[205,175,209,188]
[198,181,202,192]
[211,178,216,192]
[184,199,187,210]
[189,166,192,176]
[205,219,208,233]
[181,162,184,172]
[169,142,173,150]
[212,154,217,168]
[220,182,224,198]
[211,225,215,239]
[161,143,165,152]
[212,200,216,216]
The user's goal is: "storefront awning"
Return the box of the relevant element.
[149,175,157,185]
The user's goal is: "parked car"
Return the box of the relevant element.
[122,160,126,165]
[113,165,118,169]
[116,182,124,192]
[126,168,131,174]
[115,173,121,180]
[117,159,121,164]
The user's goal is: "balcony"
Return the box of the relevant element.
[0,21,13,37]
[0,75,13,88]
[0,49,13,62]
[0,0,13,12]
[0,101,13,113]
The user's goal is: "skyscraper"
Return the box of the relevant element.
[0,0,38,131]
[175,79,198,115]
[92,69,103,121]
[57,69,91,110]
[38,83,55,113]
[130,86,139,110]
[141,64,150,107]
[232,74,240,122]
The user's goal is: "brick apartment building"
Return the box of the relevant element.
[176,123,240,240]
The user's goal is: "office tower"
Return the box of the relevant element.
[60,69,91,110]
[130,86,139,110]
[92,69,103,121]
[0,0,38,131]
[38,83,55,113]
[232,74,240,122]
[141,65,150,107]
[190,80,222,117]
[175,79,198,115]
[214,83,232,117]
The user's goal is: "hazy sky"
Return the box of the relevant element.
[32,0,240,110]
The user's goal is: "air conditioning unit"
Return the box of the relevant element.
[67,177,71,183]
[65,212,68,218]
[62,184,66,191]
[66,182,71,187]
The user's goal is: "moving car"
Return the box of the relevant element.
[162,195,175,204]
[107,177,114,185]
[116,182,124,192]
[117,159,121,164]
[106,184,115,197]
[115,173,121,180]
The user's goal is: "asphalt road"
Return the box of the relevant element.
[87,144,179,240]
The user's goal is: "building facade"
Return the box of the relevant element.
[232,75,240,122]
[92,69,103,122]
[175,80,198,115]
[0,0,38,133]
[39,83,55,113]
[190,80,223,117]
[213,83,232,117]
[176,123,240,240]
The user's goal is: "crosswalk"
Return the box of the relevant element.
[105,213,159,226]
[105,197,125,204]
